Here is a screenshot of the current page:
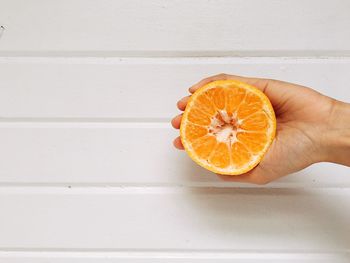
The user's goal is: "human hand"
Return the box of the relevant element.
[172,74,350,184]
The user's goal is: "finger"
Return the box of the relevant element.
[188,73,303,111]
[171,114,183,129]
[177,96,190,111]
[217,166,271,185]
[189,74,230,93]
[189,73,268,94]
[173,136,184,150]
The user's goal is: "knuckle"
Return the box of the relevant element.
[267,78,280,85]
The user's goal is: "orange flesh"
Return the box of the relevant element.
[180,80,276,175]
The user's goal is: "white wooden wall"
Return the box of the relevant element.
[0,0,349,262]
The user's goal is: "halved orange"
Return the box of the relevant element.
[180,80,276,175]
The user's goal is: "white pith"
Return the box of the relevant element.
[209,110,238,144]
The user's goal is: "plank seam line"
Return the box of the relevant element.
[0,252,349,259]
[0,117,170,122]
[0,186,349,195]
[0,56,350,64]
[0,248,349,254]
[0,51,350,59]
[0,119,171,128]
[0,183,350,188]
[1,183,350,189]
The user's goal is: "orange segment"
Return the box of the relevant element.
[225,87,246,115]
[191,135,217,160]
[194,94,216,116]
[180,79,276,175]
[187,107,211,125]
[237,92,263,119]
[185,122,208,141]
[208,142,231,168]
[240,112,269,131]
[205,87,226,110]
[231,142,251,168]
[237,132,268,153]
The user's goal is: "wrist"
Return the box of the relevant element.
[320,100,350,166]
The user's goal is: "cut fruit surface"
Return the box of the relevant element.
[180,80,276,175]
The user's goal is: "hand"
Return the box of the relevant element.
[172,74,349,185]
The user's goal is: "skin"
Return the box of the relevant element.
[171,74,350,185]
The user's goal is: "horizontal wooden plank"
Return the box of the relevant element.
[1,251,349,263]
[0,0,349,56]
[0,187,349,251]
[0,57,349,118]
[0,124,348,186]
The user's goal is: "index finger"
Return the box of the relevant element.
[189,73,269,94]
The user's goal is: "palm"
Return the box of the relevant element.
[255,79,333,181]
[260,119,318,180]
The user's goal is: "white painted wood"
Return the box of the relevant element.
[0,0,349,56]
[0,0,349,260]
[0,57,349,119]
[0,124,348,186]
[0,187,349,251]
[1,251,349,263]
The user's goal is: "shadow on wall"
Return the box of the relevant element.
[170,141,350,187]
[170,149,220,183]
[185,187,350,253]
